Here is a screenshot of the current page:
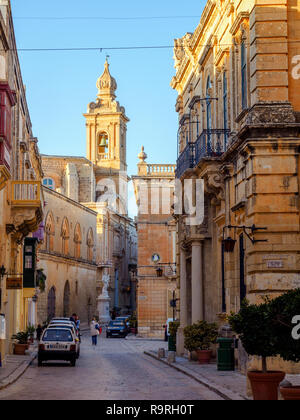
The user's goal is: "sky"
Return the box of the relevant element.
[11,0,206,217]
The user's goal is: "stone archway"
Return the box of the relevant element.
[47,287,56,321]
[63,281,71,317]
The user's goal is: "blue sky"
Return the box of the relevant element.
[11,0,206,216]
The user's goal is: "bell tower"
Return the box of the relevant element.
[84,58,129,173]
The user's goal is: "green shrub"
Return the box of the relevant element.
[228,300,278,373]
[169,321,180,338]
[12,331,29,344]
[184,321,218,351]
[268,288,300,363]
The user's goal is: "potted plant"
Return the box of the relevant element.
[229,300,285,401]
[184,321,218,364]
[267,289,300,400]
[27,325,36,344]
[168,321,180,352]
[12,331,30,355]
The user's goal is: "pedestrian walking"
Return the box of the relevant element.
[90,317,100,346]
[36,324,43,342]
[75,314,81,343]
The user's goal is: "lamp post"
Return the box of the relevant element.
[0,265,8,311]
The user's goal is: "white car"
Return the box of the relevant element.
[47,323,80,358]
[38,327,79,367]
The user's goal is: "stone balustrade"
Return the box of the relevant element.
[147,164,176,176]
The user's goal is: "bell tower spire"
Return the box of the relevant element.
[84,60,129,173]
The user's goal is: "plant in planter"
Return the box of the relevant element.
[168,321,180,352]
[229,300,285,401]
[267,288,300,400]
[11,331,30,355]
[26,325,36,343]
[184,321,218,364]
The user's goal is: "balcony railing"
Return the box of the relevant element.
[175,143,195,179]
[147,164,176,176]
[11,181,42,207]
[176,129,230,178]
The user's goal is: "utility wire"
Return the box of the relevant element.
[13,15,203,21]
[5,39,300,53]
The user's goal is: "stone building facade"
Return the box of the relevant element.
[171,0,300,372]
[0,0,44,363]
[132,148,177,338]
[41,60,137,318]
[37,186,98,324]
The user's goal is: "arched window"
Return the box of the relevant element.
[63,281,71,317]
[61,217,70,256]
[241,40,248,110]
[47,287,56,321]
[45,212,55,252]
[206,76,212,131]
[43,178,55,190]
[97,132,109,158]
[87,228,94,262]
[74,223,82,259]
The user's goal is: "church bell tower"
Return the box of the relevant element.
[84,59,129,173]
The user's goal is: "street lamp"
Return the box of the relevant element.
[156,267,163,278]
[0,265,7,280]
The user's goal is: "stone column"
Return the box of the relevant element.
[191,240,204,323]
[177,246,187,356]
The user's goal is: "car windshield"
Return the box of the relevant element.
[109,322,124,327]
[42,329,73,342]
[48,325,73,331]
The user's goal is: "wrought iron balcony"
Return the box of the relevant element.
[176,129,230,178]
[175,143,195,179]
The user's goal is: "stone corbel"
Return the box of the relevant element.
[204,171,225,205]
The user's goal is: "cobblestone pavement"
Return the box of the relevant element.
[0,334,223,400]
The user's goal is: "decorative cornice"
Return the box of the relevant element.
[229,12,250,36]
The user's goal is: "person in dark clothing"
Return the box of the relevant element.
[36,325,43,341]
[70,313,77,324]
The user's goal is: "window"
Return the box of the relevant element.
[61,218,70,255]
[241,41,248,110]
[206,76,212,131]
[223,72,228,149]
[43,178,55,190]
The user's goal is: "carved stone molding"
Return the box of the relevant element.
[243,103,296,126]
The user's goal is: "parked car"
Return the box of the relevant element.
[47,324,80,358]
[49,319,77,330]
[38,328,79,367]
[116,316,130,331]
[163,318,175,342]
[106,320,128,338]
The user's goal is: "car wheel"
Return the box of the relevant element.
[70,357,76,367]
[76,351,80,359]
[38,358,43,367]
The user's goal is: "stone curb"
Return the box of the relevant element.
[144,350,249,401]
[0,352,37,391]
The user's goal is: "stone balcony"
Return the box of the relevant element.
[8,180,44,242]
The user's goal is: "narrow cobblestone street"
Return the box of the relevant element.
[0,334,223,400]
